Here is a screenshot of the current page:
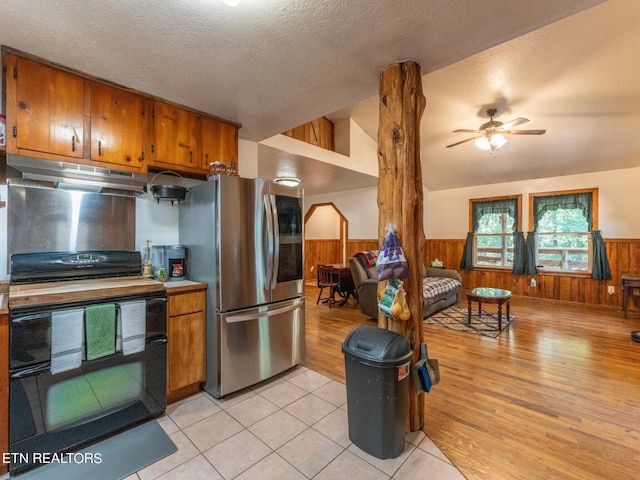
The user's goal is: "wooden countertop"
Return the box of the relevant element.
[163,280,207,294]
[9,276,166,308]
[7,277,207,308]
[0,280,9,315]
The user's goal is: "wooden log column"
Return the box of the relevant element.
[377,61,426,431]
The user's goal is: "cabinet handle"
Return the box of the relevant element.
[189,151,193,163]
[71,128,80,153]
[98,140,103,156]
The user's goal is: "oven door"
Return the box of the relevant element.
[8,292,167,475]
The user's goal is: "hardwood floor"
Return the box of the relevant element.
[302,285,640,480]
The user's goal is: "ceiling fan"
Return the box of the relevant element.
[446,108,546,151]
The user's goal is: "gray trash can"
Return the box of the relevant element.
[342,325,412,459]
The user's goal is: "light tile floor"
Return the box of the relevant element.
[126,366,465,480]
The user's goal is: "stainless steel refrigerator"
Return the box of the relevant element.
[179,174,305,398]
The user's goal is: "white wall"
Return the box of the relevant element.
[428,166,640,239]
[306,184,433,241]
[347,118,379,177]
[238,138,258,179]
[135,194,180,254]
[305,205,340,239]
[260,119,378,178]
[305,165,640,242]
[306,187,378,239]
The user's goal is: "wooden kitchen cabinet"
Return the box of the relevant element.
[89,81,147,170]
[4,52,147,173]
[1,306,8,474]
[150,101,202,172]
[4,49,238,178]
[166,284,206,403]
[200,116,239,172]
[6,55,85,160]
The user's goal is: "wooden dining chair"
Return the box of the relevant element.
[316,264,339,307]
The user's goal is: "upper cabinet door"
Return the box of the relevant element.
[200,116,238,172]
[14,56,84,158]
[90,82,145,170]
[152,101,201,169]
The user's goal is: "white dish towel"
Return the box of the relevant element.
[120,300,147,355]
[50,308,85,374]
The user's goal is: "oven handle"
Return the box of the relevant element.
[11,338,167,378]
[11,296,166,319]
[115,296,167,313]
[10,313,50,324]
[11,363,51,378]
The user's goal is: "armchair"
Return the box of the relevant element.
[349,252,462,320]
[348,252,379,319]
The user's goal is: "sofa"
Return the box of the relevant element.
[348,251,462,320]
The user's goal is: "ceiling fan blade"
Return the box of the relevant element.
[500,117,529,129]
[452,129,480,133]
[446,136,479,148]
[503,129,546,135]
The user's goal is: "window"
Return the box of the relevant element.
[469,196,522,269]
[529,189,597,274]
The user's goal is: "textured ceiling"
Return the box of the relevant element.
[3,0,635,194]
[338,0,640,191]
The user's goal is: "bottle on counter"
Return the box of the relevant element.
[143,240,153,278]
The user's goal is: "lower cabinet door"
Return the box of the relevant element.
[168,311,205,392]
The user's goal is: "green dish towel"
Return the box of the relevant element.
[85,304,116,360]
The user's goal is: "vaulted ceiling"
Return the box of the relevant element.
[2,0,637,194]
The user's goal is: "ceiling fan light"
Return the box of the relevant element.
[475,136,491,151]
[491,133,507,148]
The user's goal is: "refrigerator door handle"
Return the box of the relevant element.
[224,301,301,323]
[270,193,280,289]
[263,193,275,290]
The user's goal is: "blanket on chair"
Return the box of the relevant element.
[355,250,378,266]
[422,277,461,299]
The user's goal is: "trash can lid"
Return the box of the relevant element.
[342,325,411,366]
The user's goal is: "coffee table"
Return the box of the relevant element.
[466,287,512,330]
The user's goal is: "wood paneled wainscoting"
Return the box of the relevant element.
[425,238,640,310]
[347,239,380,256]
[306,236,640,309]
[305,239,379,282]
[304,239,342,282]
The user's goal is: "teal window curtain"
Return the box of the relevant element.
[524,232,537,274]
[460,232,474,271]
[591,230,612,280]
[532,191,611,278]
[512,232,525,274]
[472,198,518,231]
[461,198,520,272]
[532,192,593,231]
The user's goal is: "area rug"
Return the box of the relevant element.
[424,305,515,338]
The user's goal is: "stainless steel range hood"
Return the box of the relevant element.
[6,154,148,196]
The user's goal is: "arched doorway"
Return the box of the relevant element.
[303,202,348,282]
